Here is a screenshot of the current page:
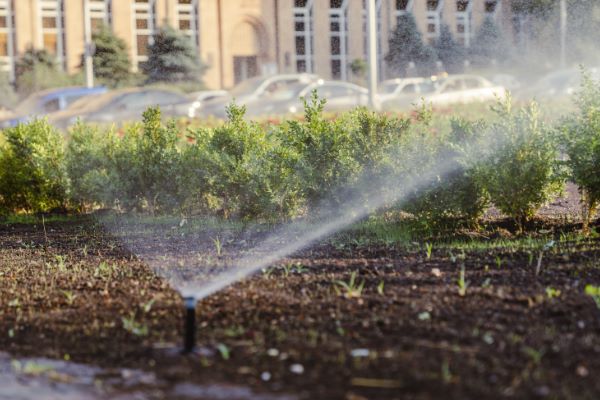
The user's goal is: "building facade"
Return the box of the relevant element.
[0,0,513,89]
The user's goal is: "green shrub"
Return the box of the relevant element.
[181,103,301,220]
[560,70,600,232]
[403,118,488,233]
[119,107,183,213]
[0,119,68,214]
[65,123,118,209]
[476,97,563,230]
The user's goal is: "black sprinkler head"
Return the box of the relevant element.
[182,296,197,354]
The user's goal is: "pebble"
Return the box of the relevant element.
[260,371,271,381]
[576,365,589,377]
[350,349,370,358]
[289,364,304,375]
[267,348,279,357]
[431,268,442,277]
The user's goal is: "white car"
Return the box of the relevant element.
[424,74,506,107]
[244,80,368,118]
[378,77,436,102]
[187,90,228,118]
[199,73,319,118]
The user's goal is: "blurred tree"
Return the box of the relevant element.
[385,13,437,77]
[0,73,17,110]
[470,18,510,67]
[433,24,466,74]
[14,49,79,95]
[91,25,132,88]
[142,26,204,84]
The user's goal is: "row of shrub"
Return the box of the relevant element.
[1,79,600,233]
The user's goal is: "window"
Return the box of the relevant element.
[395,0,413,25]
[176,0,199,48]
[455,0,472,47]
[362,0,384,79]
[329,0,349,80]
[86,0,111,32]
[0,0,15,80]
[133,0,156,70]
[38,0,66,68]
[294,0,314,73]
[425,0,444,43]
[485,0,499,15]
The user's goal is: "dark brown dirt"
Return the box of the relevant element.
[1,218,600,399]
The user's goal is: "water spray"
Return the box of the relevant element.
[182,296,197,354]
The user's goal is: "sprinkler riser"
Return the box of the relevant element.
[183,296,197,354]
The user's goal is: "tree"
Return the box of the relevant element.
[142,26,204,84]
[385,13,437,77]
[92,25,132,88]
[433,24,466,74]
[470,18,509,67]
[14,48,77,95]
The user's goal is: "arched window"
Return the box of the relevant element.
[133,0,157,70]
[38,0,66,69]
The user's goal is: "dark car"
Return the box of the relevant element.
[0,86,108,128]
[50,88,196,129]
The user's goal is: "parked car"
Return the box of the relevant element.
[424,75,506,107]
[378,77,436,102]
[379,77,437,110]
[243,79,368,118]
[488,73,521,92]
[515,67,600,101]
[49,88,196,129]
[0,86,107,128]
[187,90,228,118]
[199,73,319,119]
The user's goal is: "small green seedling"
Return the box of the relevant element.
[377,281,385,295]
[121,313,148,336]
[495,255,503,269]
[457,265,468,297]
[334,271,365,298]
[585,285,600,309]
[62,290,77,306]
[217,343,230,360]
[545,287,561,299]
[211,236,223,256]
[425,242,433,259]
[142,298,156,313]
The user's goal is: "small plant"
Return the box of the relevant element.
[545,287,561,299]
[495,255,503,269]
[217,343,230,360]
[211,236,223,256]
[457,265,468,296]
[425,242,433,259]
[334,271,365,298]
[121,313,148,336]
[61,290,77,306]
[142,298,155,313]
[585,285,600,309]
[377,281,385,295]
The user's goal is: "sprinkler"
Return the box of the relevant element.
[182,296,197,354]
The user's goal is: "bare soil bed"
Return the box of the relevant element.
[1,217,600,399]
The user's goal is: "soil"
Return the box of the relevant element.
[1,217,600,400]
